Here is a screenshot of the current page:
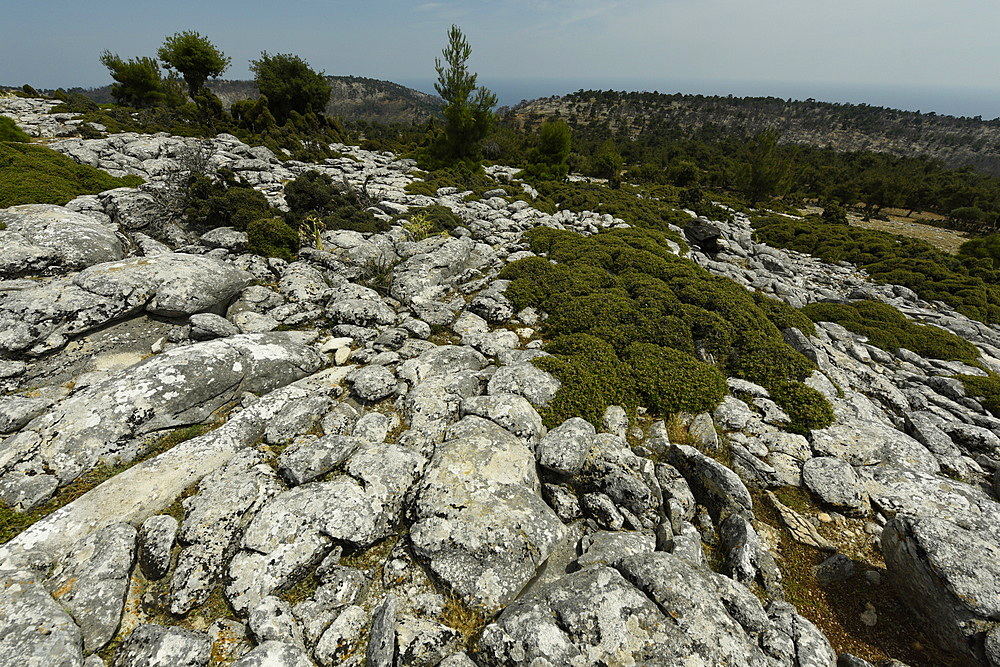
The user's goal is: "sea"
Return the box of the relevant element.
[396,76,1000,121]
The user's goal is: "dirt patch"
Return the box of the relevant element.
[799,206,969,254]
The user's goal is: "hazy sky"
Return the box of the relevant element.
[4,0,1000,116]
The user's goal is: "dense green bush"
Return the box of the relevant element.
[769,381,836,435]
[247,217,298,261]
[627,343,727,415]
[184,170,275,231]
[753,215,1000,324]
[958,233,1000,270]
[0,117,30,142]
[502,226,831,430]
[534,334,638,426]
[284,170,388,234]
[752,291,817,336]
[0,142,142,207]
[958,374,1000,416]
[801,300,979,362]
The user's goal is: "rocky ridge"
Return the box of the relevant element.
[2,96,1000,666]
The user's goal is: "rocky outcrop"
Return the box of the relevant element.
[4,99,1000,665]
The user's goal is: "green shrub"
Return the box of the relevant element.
[502,225,831,429]
[396,204,463,236]
[284,170,388,234]
[959,374,1000,416]
[801,300,979,362]
[0,117,29,142]
[753,215,1000,324]
[184,170,275,231]
[247,217,299,261]
[626,343,727,415]
[770,381,835,434]
[0,142,142,207]
[752,291,817,336]
[534,334,636,427]
[958,233,1000,270]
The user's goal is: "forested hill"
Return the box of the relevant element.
[21,75,443,125]
[510,90,1000,175]
[208,75,442,124]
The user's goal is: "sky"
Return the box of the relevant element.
[4,0,1000,118]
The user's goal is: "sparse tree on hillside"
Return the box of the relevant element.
[592,139,624,187]
[99,51,184,108]
[157,31,230,100]
[736,129,794,203]
[249,52,331,125]
[432,25,497,161]
[523,119,572,181]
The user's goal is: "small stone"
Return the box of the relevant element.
[112,625,211,667]
[138,515,178,581]
[860,602,877,627]
[815,553,856,585]
[348,365,397,402]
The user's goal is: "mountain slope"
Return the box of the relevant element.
[512,90,1000,175]
[208,75,442,124]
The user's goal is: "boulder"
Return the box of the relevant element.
[536,417,596,476]
[231,641,314,667]
[801,457,868,513]
[410,416,565,608]
[45,523,136,652]
[0,204,123,277]
[0,569,84,667]
[486,362,560,407]
[0,332,322,502]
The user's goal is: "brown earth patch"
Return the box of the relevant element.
[800,206,970,254]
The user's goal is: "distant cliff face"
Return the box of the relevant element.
[208,75,442,124]
[512,91,1000,175]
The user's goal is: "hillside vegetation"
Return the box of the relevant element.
[514,90,1000,174]
[0,142,142,208]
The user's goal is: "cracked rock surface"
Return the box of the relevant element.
[2,96,1000,665]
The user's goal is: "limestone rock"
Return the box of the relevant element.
[801,457,868,513]
[486,362,560,407]
[0,204,123,277]
[460,393,544,445]
[45,523,136,652]
[138,515,178,581]
[410,416,565,608]
[111,625,211,667]
[536,416,596,475]
[0,569,84,667]
[231,641,314,667]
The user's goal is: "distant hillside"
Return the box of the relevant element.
[14,75,442,125]
[511,90,1000,175]
[208,75,442,124]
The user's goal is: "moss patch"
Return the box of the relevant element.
[439,595,490,650]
